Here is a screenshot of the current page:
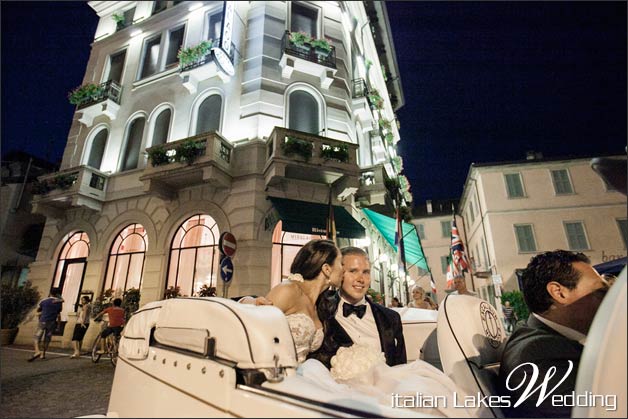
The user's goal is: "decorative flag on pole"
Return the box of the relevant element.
[450,215,471,273]
[326,186,336,244]
[446,255,460,289]
[394,206,407,274]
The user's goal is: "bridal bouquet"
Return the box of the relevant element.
[330,344,386,383]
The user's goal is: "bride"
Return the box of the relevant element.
[253,241,473,417]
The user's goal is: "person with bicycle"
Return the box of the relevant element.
[93,297,125,353]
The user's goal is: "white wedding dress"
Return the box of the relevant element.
[286,314,473,418]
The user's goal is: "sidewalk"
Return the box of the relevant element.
[1,345,114,418]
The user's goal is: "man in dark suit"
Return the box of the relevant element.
[498,250,609,418]
[308,247,406,368]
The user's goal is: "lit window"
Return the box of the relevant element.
[271,221,324,288]
[167,214,220,297]
[52,231,90,323]
[103,224,147,293]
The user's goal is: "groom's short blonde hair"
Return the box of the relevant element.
[340,246,368,259]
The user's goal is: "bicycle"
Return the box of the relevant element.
[91,323,122,366]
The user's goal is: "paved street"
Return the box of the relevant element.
[1,345,114,418]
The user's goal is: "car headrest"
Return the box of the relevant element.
[391,307,438,361]
[573,268,627,418]
[119,297,298,370]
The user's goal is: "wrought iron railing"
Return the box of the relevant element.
[76,80,122,110]
[352,78,369,99]
[281,31,336,69]
[179,38,236,72]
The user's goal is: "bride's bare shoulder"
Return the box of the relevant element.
[267,281,300,310]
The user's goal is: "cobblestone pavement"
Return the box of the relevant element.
[1,345,114,418]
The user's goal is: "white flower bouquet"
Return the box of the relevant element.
[330,344,386,383]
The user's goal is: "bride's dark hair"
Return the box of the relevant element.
[290,239,339,280]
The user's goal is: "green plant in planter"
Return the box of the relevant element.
[403,190,413,203]
[288,31,312,48]
[378,118,392,132]
[51,173,77,190]
[1,281,41,329]
[398,175,410,193]
[164,286,181,299]
[147,145,171,166]
[122,287,141,321]
[384,132,394,146]
[177,40,213,68]
[320,144,349,163]
[310,38,332,55]
[112,12,125,29]
[392,156,403,172]
[92,289,115,320]
[68,83,104,106]
[174,139,204,165]
[281,136,313,161]
[367,89,384,110]
[31,179,52,195]
[197,285,217,297]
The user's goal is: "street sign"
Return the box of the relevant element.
[219,232,237,258]
[220,256,234,283]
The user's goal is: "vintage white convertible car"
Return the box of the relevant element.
[103,269,626,418]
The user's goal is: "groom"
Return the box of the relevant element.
[308,247,407,368]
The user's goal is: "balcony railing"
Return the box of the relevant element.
[31,166,109,216]
[179,39,236,72]
[352,78,369,99]
[264,127,358,188]
[76,80,122,110]
[281,31,336,69]
[141,131,234,199]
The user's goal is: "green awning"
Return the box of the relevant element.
[362,208,428,270]
[269,197,365,239]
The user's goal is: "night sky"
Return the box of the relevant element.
[2,2,626,202]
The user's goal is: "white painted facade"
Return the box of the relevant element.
[17,1,411,346]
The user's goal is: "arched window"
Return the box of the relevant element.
[103,224,148,293]
[288,90,320,135]
[195,95,222,135]
[87,129,108,170]
[152,108,171,147]
[270,221,324,288]
[167,214,220,296]
[121,117,145,171]
[52,231,90,323]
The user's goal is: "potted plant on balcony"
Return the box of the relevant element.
[1,281,40,346]
[52,173,77,190]
[367,89,384,110]
[320,144,349,163]
[174,139,205,165]
[68,83,104,106]
[177,40,213,69]
[384,132,394,146]
[112,13,125,31]
[147,145,171,167]
[378,118,392,132]
[31,179,52,195]
[310,37,332,58]
[281,136,313,161]
[392,156,404,172]
[288,31,312,53]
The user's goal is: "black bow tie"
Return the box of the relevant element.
[343,302,367,319]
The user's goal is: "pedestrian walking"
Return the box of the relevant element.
[29,288,63,361]
[502,300,517,333]
[71,295,92,358]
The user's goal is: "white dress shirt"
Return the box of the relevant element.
[533,313,587,345]
[335,295,382,351]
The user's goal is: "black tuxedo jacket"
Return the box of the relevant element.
[498,315,583,418]
[307,289,407,369]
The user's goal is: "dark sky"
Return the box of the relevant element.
[2,2,626,202]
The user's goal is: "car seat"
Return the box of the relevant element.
[437,294,507,418]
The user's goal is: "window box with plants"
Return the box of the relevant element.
[281,136,313,161]
[68,83,105,108]
[288,31,312,54]
[320,144,349,163]
[310,38,332,58]
[367,89,384,110]
[178,40,214,71]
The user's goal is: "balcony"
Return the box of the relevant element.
[31,166,109,218]
[279,31,337,90]
[355,165,387,207]
[140,131,234,200]
[264,127,359,195]
[179,39,236,94]
[76,81,122,127]
[352,78,375,126]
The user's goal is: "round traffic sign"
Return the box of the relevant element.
[219,232,237,257]
[220,256,234,283]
